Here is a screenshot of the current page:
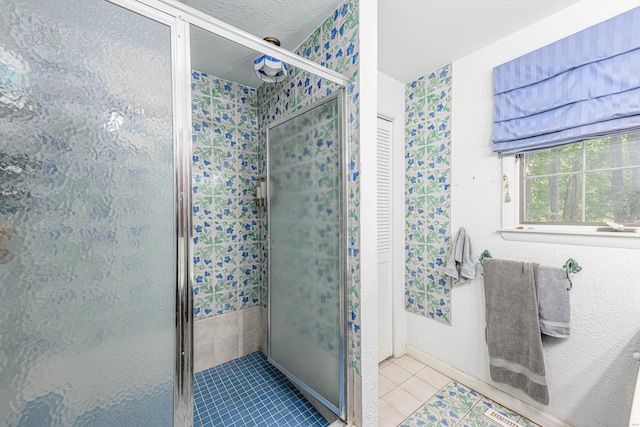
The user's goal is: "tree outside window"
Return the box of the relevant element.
[522,130,640,225]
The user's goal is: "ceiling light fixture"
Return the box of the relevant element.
[254,37,288,83]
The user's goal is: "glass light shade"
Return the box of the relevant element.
[254,55,288,83]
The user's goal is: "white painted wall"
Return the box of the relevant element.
[377,71,407,358]
[405,1,640,426]
[359,0,379,425]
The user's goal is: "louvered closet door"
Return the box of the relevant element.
[377,117,393,362]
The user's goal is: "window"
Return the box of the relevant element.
[493,8,640,246]
[521,131,640,226]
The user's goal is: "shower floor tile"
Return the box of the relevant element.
[194,351,330,427]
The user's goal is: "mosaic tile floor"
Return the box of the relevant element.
[194,351,330,427]
[379,356,541,427]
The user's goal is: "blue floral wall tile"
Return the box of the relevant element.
[238,286,260,310]
[214,266,237,293]
[211,77,236,102]
[405,242,425,265]
[192,69,263,321]
[214,291,237,315]
[405,287,424,316]
[211,98,236,126]
[192,70,212,96]
[405,64,452,325]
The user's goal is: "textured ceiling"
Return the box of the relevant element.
[378,0,580,83]
[185,0,343,87]
[185,0,581,87]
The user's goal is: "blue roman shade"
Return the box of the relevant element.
[492,7,640,156]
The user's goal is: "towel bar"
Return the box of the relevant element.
[479,250,581,291]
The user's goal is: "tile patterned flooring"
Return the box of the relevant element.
[194,351,329,427]
[194,350,541,427]
[379,355,541,427]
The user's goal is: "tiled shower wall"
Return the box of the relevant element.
[191,71,264,371]
[192,71,264,319]
[404,65,453,325]
[258,0,361,375]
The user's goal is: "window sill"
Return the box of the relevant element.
[499,227,640,249]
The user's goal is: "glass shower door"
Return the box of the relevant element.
[0,0,178,425]
[268,91,345,416]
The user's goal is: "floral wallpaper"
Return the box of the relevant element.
[405,64,453,325]
[191,71,264,320]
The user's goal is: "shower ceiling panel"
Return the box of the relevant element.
[185,0,343,87]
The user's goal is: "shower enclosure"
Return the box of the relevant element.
[0,0,187,425]
[268,91,346,417]
[0,0,349,425]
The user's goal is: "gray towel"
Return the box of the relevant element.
[538,265,571,338]
[483,259,549,405]
[444,227,475,284]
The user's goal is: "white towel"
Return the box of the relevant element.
[444,227,475,284]
[538,265,571,338]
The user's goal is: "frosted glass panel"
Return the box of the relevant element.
[268,96,343,413]
[0,1,175,426]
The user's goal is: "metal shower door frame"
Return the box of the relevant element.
[105,1,194,425]
[266,88,348,420]
[108,0,351,425]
